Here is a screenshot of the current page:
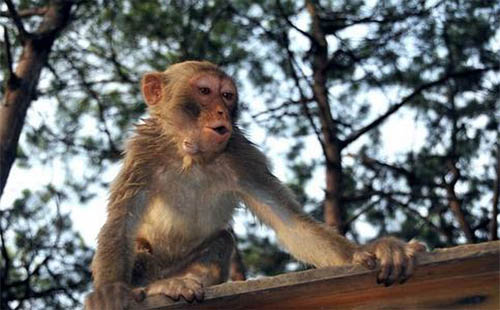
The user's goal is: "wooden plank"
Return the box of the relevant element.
[132,241,500,310]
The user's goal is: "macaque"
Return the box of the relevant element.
[85,61,425,309]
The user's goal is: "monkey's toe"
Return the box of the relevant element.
[146,277,204,302]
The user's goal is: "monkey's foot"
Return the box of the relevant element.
[146,277,204,302]
[84,282,145,310]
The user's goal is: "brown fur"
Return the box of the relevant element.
[85,61,425,310]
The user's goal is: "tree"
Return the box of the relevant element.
[0,186,93,309]
[1,0,258,306]
[229,0,498,252]
[0,0,75,198]
[1,1,498,306]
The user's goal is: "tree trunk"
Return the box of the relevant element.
[491,141,499,241]
[306,1,343,232]
[0,0,73,199]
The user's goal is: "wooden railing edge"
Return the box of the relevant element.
[133,240,500,310]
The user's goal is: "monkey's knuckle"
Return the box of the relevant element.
[407,240,427,254]
[353,250,377,269]
[185,277,202,288]
[183,288,195,301]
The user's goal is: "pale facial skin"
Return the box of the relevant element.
[181,74,236,156]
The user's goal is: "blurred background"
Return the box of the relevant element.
[0,0,499,308]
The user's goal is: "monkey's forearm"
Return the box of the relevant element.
[240,179,358,268]
[91,219,136,288]
[91,190,148,288]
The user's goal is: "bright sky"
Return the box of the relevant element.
[0,77,428,248]
[4,0,495,249]
[0,5,435,249]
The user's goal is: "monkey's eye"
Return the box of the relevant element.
[222,92,234,100]
[199,87,210,95]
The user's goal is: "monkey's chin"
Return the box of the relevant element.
[182,140,199,155]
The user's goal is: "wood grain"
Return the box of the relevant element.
[131,241,500,310]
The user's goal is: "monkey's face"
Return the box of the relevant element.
[141,63,238,165]
[175,73,236,159]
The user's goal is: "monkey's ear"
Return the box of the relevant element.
[141,72,165,106]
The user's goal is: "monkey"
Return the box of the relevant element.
[84,61,426,309]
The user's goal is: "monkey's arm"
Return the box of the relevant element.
[238,172,359,267]
[230,136,425,284]
[85,195,148,310]
[238,171,425,285]
[91,192,148,288]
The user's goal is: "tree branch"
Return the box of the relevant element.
[276,0,316,43]
[319,0,446,34]
[352,153,442,189]
[442,160,476,243]
[0,214,11,293]
[65,57,120,157]
[2,26,15,83]
[0,0,74,199]
[344,199,379,227]
[4,0,30,40]
[341,66,500,148]
[286,46,324,148]
[385,195,451,242]
[0,7,48,18]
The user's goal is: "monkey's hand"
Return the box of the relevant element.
[84,281,145,310]
[145,277,204,302]
[352,237,426,286]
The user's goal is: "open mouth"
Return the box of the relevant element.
[211,125,229,136]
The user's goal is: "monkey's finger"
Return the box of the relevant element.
[377,255,393,285]
[182,288,196,302]
[399,240,425,283]
[194,287,205,301]
[147,282,179,301]
[132,287,146,302]
[163,289,180,301]
[385,248,405,286]
[401,253,417,283]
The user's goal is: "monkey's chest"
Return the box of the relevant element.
[137,179,237,258]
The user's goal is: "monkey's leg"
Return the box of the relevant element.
[143,230,234,302]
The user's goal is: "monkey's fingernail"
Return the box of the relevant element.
[195,290,204,301]
[134,289,146,302]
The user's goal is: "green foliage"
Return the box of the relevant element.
[0,187,93,310]
[1,1,498,304]
[240,233,293,277]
